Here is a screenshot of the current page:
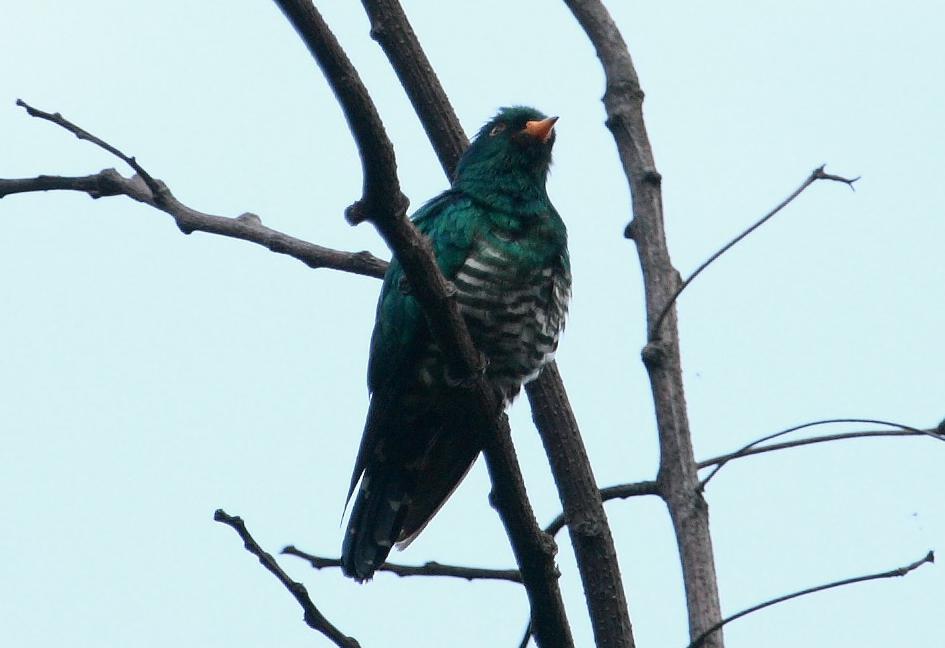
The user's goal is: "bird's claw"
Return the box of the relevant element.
[444,354,489,388]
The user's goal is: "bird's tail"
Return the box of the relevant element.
[341,461,410,581]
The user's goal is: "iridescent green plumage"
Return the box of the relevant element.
[342,107,570,581]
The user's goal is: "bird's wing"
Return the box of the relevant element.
[345,191,483,503]
[365,190,480,392]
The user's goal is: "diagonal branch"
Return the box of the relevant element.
[686,551,934,648]
[563,1,724,646]
[214,509,360,648]
[360,4,633,647]
[648,166,860,341]
[0,167,387,279]
[360,0,466,178]
[699,418,944,489]
[273,3,573,646]
[282,545,522,583]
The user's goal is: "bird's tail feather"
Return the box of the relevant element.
[395,431,481,548]
[341,462,410,581]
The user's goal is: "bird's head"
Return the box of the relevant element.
[453,106,558,195]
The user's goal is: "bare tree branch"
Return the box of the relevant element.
[272,3,407,227]
[359,4,633,647]
[273,3,574,646]
[562,1,724,646]
[281,545,522,583]
[686,551,935,648]
[360,0,466,178]
[214,509,361,648]
[649,165,860,340]
[699,418,945,490]
[0,167,388,279]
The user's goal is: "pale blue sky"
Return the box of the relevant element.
[2,2,943,647]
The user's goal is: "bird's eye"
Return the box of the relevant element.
[489,123,506,137]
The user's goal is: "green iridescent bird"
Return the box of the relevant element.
[342,106,571,581]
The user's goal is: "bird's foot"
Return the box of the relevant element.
[444,353,489,388]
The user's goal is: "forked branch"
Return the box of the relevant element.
[2,102,388,278]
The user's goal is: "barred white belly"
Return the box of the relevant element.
[451,240,571,403]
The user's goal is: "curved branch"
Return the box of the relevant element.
[214,510,360,648]
[281,545,522,583]
[649,166,860,340]
[699,418,944,490]
[273,1,407,226]
[273,4,573,645]
[686,551,934,648]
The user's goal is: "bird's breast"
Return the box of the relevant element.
[450,237,570,403]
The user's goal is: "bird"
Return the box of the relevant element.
[341,106,571,581]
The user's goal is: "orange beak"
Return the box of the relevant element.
[523,116,558,143]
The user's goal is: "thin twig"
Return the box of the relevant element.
[214,510,360,648]
[699,418,944,490]
[649,165,860,341]
[686,551,934,648]
[16,99,165,201]
[699,428,942,469]
[281,545,522,583]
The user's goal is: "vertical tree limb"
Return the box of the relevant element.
[562,1,724,646]
[360,2,635,647]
